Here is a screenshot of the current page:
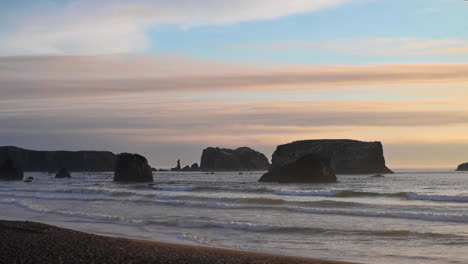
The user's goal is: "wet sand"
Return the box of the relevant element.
[0,220,360,264]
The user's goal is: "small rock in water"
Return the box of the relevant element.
[371,174,385,178]
[55,168,71,178]
[24,176,34,183]
[24,176,34,182]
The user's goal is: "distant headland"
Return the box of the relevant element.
[0,146,116,172]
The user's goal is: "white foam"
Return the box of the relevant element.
[176,221,280,231]
[0,193,105,202]
[293,207,468,223]
[183,201,247,209]
[273,190,337,197]
[152,186,197,192]
[407,193,468,202]
[0,199,144,226]
[153,194,178,200]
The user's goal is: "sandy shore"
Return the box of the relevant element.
[0,220,360,264]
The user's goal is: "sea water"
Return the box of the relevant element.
[1,170,467,264]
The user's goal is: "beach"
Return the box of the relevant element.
[0,220,358,264]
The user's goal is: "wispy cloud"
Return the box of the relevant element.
[1,55,467,100]
[230,37,468,56]
[0,0,353,55]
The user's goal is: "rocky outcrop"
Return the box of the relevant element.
[172,161,200,172]
[259,154,336,183]
[0,146,116,172]
[0,159,24,180]
[55,168,71,178]
[24,177,33,183]
[24,176,34,183]
[190,163,199,170]
[268,140,393,175]
[200,147,270,171]
[113,153,153,182]
[171,159,181,171]
[456,163,468,171]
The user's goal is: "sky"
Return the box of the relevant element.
[1,0,468,168]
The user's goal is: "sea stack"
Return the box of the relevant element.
[267,139,393,175]
[171,159,181,171]
[200,147,270,171]
[259,154,337,183]
[0,159,24,180]
[456,163,468,171]
[55,168,71,178]
[113,153,153,182]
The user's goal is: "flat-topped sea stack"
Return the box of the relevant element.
[0,159,24,180]
[200,147,270,171]
[267,139,393,175]
[259,154,336,183]
[0,146,116,172]
[456,163,468,171]
[113,153,153,182]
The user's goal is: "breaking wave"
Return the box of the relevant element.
[273,189,468,202]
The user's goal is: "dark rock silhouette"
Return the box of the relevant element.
[0,159,24,180]
[113,153,153,182]
[190,163,199,170]
[456,163,468,171]
[171,159,182,171]
[151,167,157,172]
[268,140,393,175]
[55,168,71,178]
[371,174,385,178]
[259,154,337,183]
[181,165,191,171]
[200,147,270,171]
[0,146,116,172]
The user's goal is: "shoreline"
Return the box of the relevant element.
[0,220,361,264]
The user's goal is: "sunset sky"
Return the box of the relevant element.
[1,0,468,168]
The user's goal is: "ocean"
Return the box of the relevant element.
[1,170,467,264]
